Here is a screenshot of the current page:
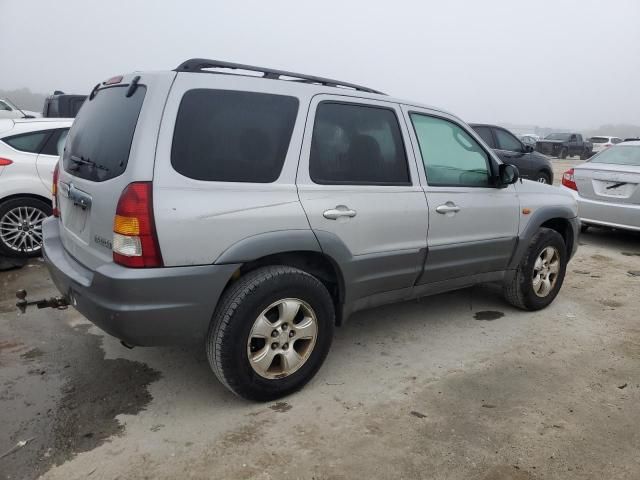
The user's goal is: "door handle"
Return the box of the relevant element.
[323,206,357,220]
[436,203,461,214]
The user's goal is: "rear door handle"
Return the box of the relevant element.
[323,206,357,220]
[436,203,460,214]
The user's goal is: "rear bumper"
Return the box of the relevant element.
[577,197,640,232]
[42,218,240,346]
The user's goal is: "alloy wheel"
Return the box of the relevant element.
[0,206,47,254]
[247,298,318,379]
[532,246,560,297]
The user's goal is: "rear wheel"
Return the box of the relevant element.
[503,228,567,311]
[580,149,590,160]
[558,148,568,159]
[536,172,551,184]
[207,266,335,401]
[0,197,51,258]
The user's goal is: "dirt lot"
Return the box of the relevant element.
[1,160,639,480]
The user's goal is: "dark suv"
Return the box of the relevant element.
[470,124,554,184]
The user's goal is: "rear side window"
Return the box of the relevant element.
[171,90,299,183]
[40,129,69,156]
[590,137,608,143]
[309,102,410,185]
[472,126,495,148]
[63,85,146,182]
[3,131,50,153]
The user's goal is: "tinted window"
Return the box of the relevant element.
[63,85,146,182]
[495,128,522,152]
[410,114,491,187]
[3,131,49,153]
[472,126,495,148]
[40,129,69,156]
[310,102,409,185]
[171,90,298,183]
[0,101,12,111]
[590,137,608,143]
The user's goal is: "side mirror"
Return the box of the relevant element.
[523,144,534,153]
[499,163,519,186]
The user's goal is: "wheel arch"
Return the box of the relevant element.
[214,231,346,325]
[0,192,52,207]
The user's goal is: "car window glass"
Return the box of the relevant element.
[612,138,622,144]
[472,126,495,148]
[590,145,640,166]
[410,114,491,187]
[0,101,12,111]
[171,89,298,183]
[3,131,49,153]
[495,129,522,152]
[309,102,410,185]
[56,129,69,155]
[64,85,146,182]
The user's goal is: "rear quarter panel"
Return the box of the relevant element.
[153,74,314,266]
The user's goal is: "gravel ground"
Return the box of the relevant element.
[1,166,639,479]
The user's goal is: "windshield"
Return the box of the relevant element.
[590,145,640,166]
[545,133,571,141]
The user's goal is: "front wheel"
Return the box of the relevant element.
[536,172,551,184]
[0,197,51,258]
[207,266,335,401]
[503,228,567,311]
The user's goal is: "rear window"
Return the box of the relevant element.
[590,137,609,143]
[63,85,146,182]
[171,89,299,183]
[591,145,640,166]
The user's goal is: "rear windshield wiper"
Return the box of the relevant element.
[69,155,109,172]
[606,182,627,190]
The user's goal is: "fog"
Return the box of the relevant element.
[2,0,639,129]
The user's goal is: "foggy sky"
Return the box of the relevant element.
[2,0,639,129]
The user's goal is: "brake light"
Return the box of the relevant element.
[562,168,578,191]
[52,162,60,217]
[0,157,13,166]
[112,182,163,268]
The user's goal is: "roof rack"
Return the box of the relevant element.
[174,58,385,95]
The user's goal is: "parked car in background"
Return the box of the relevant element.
[561,141,640,232]
[39,59,579,401]
[536,133,592,159]
[0,99,41,119]
[470,124,554,183]
[519,134,540,148]
[589,136,623,154]
[623,137,640,142]
[42,91,87,118]
[0,118,72,257]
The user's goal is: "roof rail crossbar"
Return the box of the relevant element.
[174,58,385,95]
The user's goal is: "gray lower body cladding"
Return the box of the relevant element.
[42,218,239,346]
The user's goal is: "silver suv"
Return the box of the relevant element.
[40,59,579,401]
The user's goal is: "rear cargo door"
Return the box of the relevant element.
[56,73,175,270]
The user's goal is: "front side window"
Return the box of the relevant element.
[309,102,409,185]
[171,90,299,183]
[410,114,491,187]
[495,128,523,152]
[3,131,49,153]
[0,101,12,111]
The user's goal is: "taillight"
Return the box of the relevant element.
[52,162,60,217]
[0,157,13,166]
[112,182,163,268]
[562,168,578,191]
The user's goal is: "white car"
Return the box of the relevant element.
[519,133,540,147]
[0,99,41,119]
[0,118,72,257]
[589,136,623,154]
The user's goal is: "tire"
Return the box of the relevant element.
[536,172,551,184]
[558,148,568,159]
[503,228,567,311]
[0,197,52,258]
[207,266,335,401]
[580,150,590,160]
